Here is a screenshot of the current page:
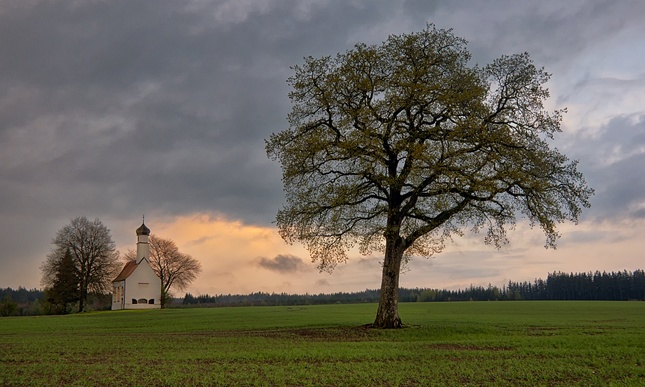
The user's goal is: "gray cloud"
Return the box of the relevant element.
[560,114,645,220]
[0,0,419,225]
[2,0,642,223]
[257,254,309,273]
[315,279,331,287]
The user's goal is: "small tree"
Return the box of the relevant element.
[266,25,593,328]
[41,217,120,312]
[123,234,201,307]
[45,249,80,314]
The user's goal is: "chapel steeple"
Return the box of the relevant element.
[136,217,150,264]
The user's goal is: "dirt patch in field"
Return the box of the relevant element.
[426,343,513,352]
[175,325,387,342]
[526,326,561,336]
[236,325,384,342]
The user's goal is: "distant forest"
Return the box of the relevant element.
[0,288,109,317]
[182,270,645,307]
[0,287,43,316]
[2,270,644,316]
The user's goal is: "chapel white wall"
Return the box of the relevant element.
[123,259,161,309]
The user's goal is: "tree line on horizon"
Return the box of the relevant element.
[2,269,643,316]
[181,269,645,307]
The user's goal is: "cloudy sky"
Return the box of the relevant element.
[1,0,644,296]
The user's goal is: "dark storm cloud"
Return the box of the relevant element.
[0,0,425,225]
[257,254,309,273]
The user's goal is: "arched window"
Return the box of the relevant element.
[132,299,138,304]
[137,298,148,304]
[148,299,155,304]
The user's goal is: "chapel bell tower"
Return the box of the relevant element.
[135,219,151,264]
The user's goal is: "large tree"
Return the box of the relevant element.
[123,234,201,307]
[266,25,593,328]
[41,217,120,312]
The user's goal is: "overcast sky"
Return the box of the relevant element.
[1,0,644,296]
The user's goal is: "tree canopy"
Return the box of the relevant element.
[41,217,120,312]
[266,25,593,328]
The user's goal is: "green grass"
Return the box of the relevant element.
[1,302,644,386]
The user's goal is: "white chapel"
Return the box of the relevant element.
[112,221,162,310]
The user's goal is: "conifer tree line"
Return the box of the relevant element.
[504,270,645,301]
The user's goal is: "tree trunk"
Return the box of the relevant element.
[78,292,85,313]
[373,235,404,328]
[78,275,87,312]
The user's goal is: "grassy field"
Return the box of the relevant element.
[1,301,644,386]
